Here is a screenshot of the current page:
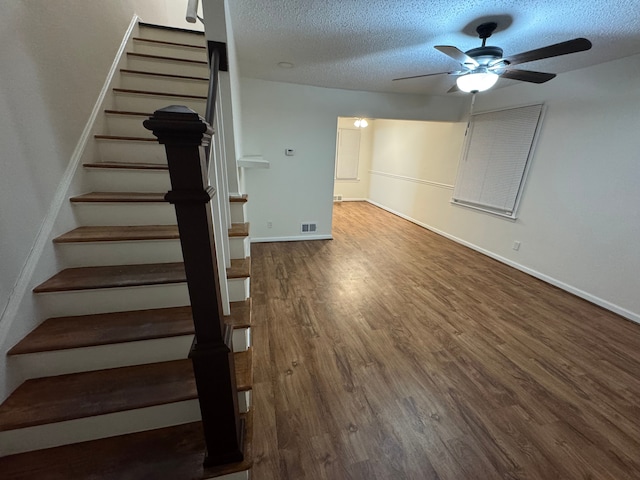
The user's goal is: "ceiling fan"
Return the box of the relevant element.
[394,22,592,93]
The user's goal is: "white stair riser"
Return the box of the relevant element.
[238,390,251,415]
[13,335,194,379]
[137,26,206,47]
[55,240,182,267]
[216,471,249,480]
[126,55,209,79]
[230,236,250,260]
[112,92,206,116]
[132,40,208,62]
[232,327,250,353]
[0,400,201,456]
[230,202,246,223]
[117,73,208,99]
[103,113,154,138]
[228,277,250,302]
[96,140,168,164]
[72,203,176,226]
[84,168,171,192]
[36,284,190,317]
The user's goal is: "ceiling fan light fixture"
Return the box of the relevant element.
[456,71,499,93]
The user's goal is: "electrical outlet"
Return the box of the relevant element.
[513,241,521,251]
[267,221,273,229]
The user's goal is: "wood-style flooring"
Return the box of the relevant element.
[249,201,640,480]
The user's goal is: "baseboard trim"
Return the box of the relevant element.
[0,15,141,346]
[366,199,640,325]
[251,235,333,243]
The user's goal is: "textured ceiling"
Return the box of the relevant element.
[225,0,640,96]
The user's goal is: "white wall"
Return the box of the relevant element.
[368,53,640,322]
[240,77,467,241]
[333,117,373,201]
[0,0,203,402]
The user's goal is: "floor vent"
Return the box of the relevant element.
[301,223,317,233]
[333,195,343,202]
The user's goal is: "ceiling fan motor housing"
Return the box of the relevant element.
[465,46,504,66]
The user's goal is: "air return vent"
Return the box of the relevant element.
[301,222,317,233]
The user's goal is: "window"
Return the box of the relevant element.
[335,128,361,180]
[452,104,544,218]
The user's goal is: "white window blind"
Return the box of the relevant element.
[452,104,543,218]
[335,128,361,180]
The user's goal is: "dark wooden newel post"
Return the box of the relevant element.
[144,105,243,466]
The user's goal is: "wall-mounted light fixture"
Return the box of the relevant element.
[354,118,369,128]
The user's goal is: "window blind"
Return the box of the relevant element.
[452,104,543,218]
[335,128,361,180]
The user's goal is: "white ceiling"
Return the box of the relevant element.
[226,0,640,96]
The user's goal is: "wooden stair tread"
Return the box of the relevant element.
[225,299,251,329]
[0,359,197,432]
[8,306,194,355]
[113,87,207,100]
[132,37,207,50]
[54,225,179,243]
[33,262,186,293]
[83,161,168,170]
[227,258,251,279]
[229,194,248,203]
[234,348,252,392]
[94,134,157,142]
[120,68,209,82]
[70,192,166,203]
[103,109,153,117]
[228,222,249,238]
[0,412,253,479]
[127,51,208,65]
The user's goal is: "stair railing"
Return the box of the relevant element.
[143,41,241,468]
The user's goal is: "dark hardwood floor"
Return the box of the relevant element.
[249,201,640,480]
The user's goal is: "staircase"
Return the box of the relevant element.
[0,23,253,478]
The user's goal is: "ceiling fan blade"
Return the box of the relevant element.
[435,45,479,67]
[504,38,592,66]
[501,69,556,84]
[393,71,459,81]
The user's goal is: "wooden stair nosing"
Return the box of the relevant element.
[120,68,209,82]
[228,222,250,238]
[138,21,206,37]
[83,161,168,171]
[70,192,167,203]
[8,306,194,355]
[33,262,186,293]
[126,52,208,65]
[94,134,157,142]
[53,225,179,244]
[113,87,207,100]
[0,412,253,479]
[0,351,251,432]
[229,194,248,203]
[103,109,153,117]
[227,258,251,280]
[226,299,252,329]
[132,37,207,50]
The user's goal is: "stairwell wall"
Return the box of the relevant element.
[0,1,203,402]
